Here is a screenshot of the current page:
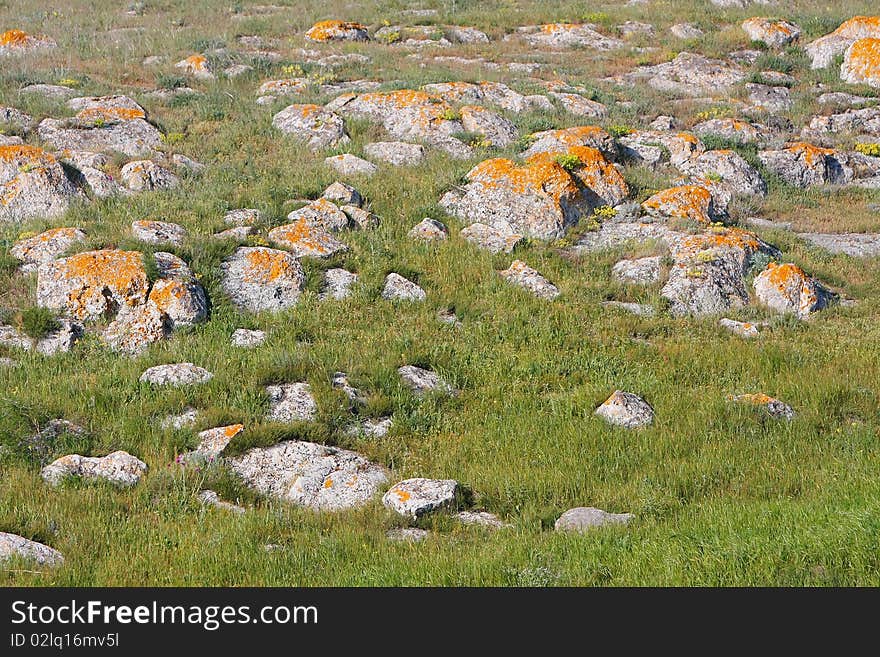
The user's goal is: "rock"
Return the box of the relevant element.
[554,507,633,531]
[175,54,214,80]
[10,227,86,273]
[409,218,448,241]
[620,130,704,168]
[159,407,199,430]
[120,160,179,192]
[321,181,362,206]
[520,23,624,50]
[347,417,393,437]
[550,92,608,118]
[817,91,876,108]
[266,383,317,422]
[320,268,358,300]
[35,319,83,356]
[805,16,880,69]
[139,363,213,386]
[742,18,801,48]
[422,81,531,113]
[224,208,262,226]
[228,440,388,510]
[332,371,366,404]
[221,246,305,312]
[460,223,523,254]
[341,205,379,230]
[841,38,880,88]
[231,328,266,347]
[363,141,426,166]
[797,232,880,257]
[745,83,792,113]
[172,153,205,173]
[522,125,617,161]
[692,118,774,145]
[447,26,490,44]
[618,21,655,38]
[382,273,426,301]
[601,301,655,316]
[146,273,207,331]
[758,142,852,187]
[498,260,560,300]
[0,29,56,55]
[398,365,455,396]
[131,219,186,245]
[719,317,760,338]
[305,20,370,42]
[752,262,836,318]
[627,52,745,97]
[224,63,253,78]
[215,227,253,242]
[746,216,792,231]
[385,528,430,542]
[0,144,82,223]
[642,185,719,224]
[382,478,459,518]
[272,104,349,151]
[595,390,654,428]
[268,218,348,258]
[662,227,778,316]
[671,23,704,39]
[325,153,378,177]
[41,450,147,487]
[731,392,795,420]
[189,424,245,460]
[103,301,168,354]
[198,490,246,514]
[573,221,682,253]
[0,105,33,131]
[455,511,510,529]
[0,533,63,566]
[679,149,768,197]
[286,197,350,231]
[20,84,77,101]
[802,107,880,138]
[459,105,519,147]
[612,256,662,284]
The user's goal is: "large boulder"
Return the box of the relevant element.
[41,451,147,487]
[272,104,350,151]
[0,145,82,222]
[805,16,880,69]
[841,38,880,88]
[758,142,853,187]
[752,262,836,318]
[679,149,768,197]
[220,246,305,312]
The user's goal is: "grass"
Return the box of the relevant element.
[0,0,879,586]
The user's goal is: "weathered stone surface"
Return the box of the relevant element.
[719,317,760,338]
[841,38,880,88]
[221,246,305,312]
[42,450,147,487]
[147,268,208,329]
[120,160,179,192]
[670,23,703,39]
[269,218,348,258]
[758,142,852,187]
[422,80,530,113]
[642,185,718,224]
[332,371,365,404]
[342,205,380,230]
[175,54,214,80]
[805,16,880,69]
[0,29,56,55]
[679,149,767,197]
[11,227,86,273]
[573,221,682,253]
[266,382,317,422]
[753,262,836,318]
[228,440,388,510]
[522,125,617,161]
[131,219,186,245]
[325,153,378,176]
[139,363,213,386]
[732,392,795,420]
[272,104,349,151]
[460,223,523,254]
[159,407,198,430]
[499,260,560,300]
[231,328,266,347]
[398,365,455,396]
[620,130,704,168]
[386,528,430,542]
[742,18,801,48]
[612,256,662,284]
[0,532,63,566]
[0,144,82,222]
[519,23,623,50]
[803,107,880,138]
[550,92,608,118]
[692,118,774,146]
[103,301,168,354]
[189,424,244,460]
[305,20,369,42]
[347,417,394,437]
[459,105,519,147]
[626,52,745,97]
[224,208,262,226]
[745,83,792,113]
[798,232,880,257]
[409,218,448,241]
[554,507,633,531]
[198,490,246,513]
[595,390,654,428]
[455,510,511,529]
[0,319,83,355]
[382,273,426,301]
[286,197,350,231]
[382,478,459,518]
[321,181,362,207]
[363,141,426,166]
[320,268,358,299]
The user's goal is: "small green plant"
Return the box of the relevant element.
[554,153,582,171]
[607,124,634,137]
[19,307,60,340]
[376,30,400,44]
[440,108,461,121]
[704,171,723,183]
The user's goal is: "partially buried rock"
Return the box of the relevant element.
[231,328,266,347]
[120,160,179,192]
[286,198,350,231]
[221,246,305,312]
[363,141,426,166]
[198,490,246,514]
[268,217,348,258]
[0,144,82,223]
[185,424,244,461]
[272,104,349,151]
[382,478,460,519]
[139,363,213,386]
[595,390,654,428]
[382,273,426,301]
[131,219,187,245]
[731,393,795,420]
[409,218,448,241]
[320,268,358,299]
[175,54,214,80]
[456,511,510,529]
[499,260,559,300]
[41,450,147,487]
[305,20,370,42]
[266,383,317,423]
[612,256,662,285]
[103,301,167,354]
[0,533,63,566]
[224,208,262,226]
[228,440,388,510]
[0,29,56,55]
[325,153,378,176]
[460,223,524,254]
[753,262,836,319]
[11,227,86,273]
[386,528,430,542]
[719,317,760,338]
[742,18,801,48]
[398,365,455,396]
[554,507,633,532]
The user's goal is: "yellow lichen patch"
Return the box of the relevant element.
[223,424,244,438]
[305,20,367,42]
[785,141,835,166]
[470,156,580,205]
[676,132,700,145]
[533,125,609,148]
[358,89,446,112]
[540,23,578,34]
[642,185,713,223]
[76,106,146,122]
[323,478,334,489]
[242,248,297,283]
[677,227,762,255]
[844,38,880,83]
[733,392,775,406]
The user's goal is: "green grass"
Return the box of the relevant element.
[1,0,880,586]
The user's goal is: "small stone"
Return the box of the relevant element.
[0,533,63,566]
[385,528,430,542]
[719,317,760,338]
[554,507,633,532]
[120,160,180,192]
[131,219,187,245]
[347,417,393,437]
[139,363,213,386]
[455,511,511,529]
[320,268,358,300]
[382,478,460,518]
[753,262,836,319]
[321,181,362,207]
[159,407,199,430]
[268,218,348,258]
[670,23,703,40]
[732,393,795,420]
[499,260,559,300]
[286,198,350,231]
[214,226,255,240]
[198,490,246,513]
[341,205,380,230]
[325,153,378,177]
[332,371,366,403]
[190,424,245,459]
[382,273,426,301]
[272,104,349,151]
[266,383,317,423]
[398,365,455,396]
[231,328,266,348]
[601,301,655,317]
[41,450,147,487]
[224,208,262,226]
[595,390,654,428]
[409,218,448,241]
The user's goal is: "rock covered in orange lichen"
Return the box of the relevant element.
[679,149,767,197]
[221,246,305,312]
[519,23,623,50]
[189,424,245,459]
[103,300,169,354]
[175,54,215,80]
[272,103,349,151]
[268,217,349,258]
[10,226,86,272]
[422,80,531,113]
[753,262,836,318]
[642,185,717,223]
[0,144,82,223]
[522,125,618,161]
[742,18,801,48]
[806,16,880,68]
[0,29,56,54]
[841,37,880,88]
[730,393,795,420]
[692,118,774,146]
[305,20,369,42]
[758,142,853,187]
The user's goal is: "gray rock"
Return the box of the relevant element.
[753,262,836,318]
[398,365,455,396]
[120,160,180,192]
[320,268,358,300]
[679,149,767,197]
[0,144,82,223]
[221,246,305,312]
[742,18,801,48]
[139,363,213,386]
[103,301,168,354]
[266,382,317,422]
[382,478,460,518]
[555,507,633,531]
[409,218,448,241]
[758,143,852,187]
[272,104,349,151]
[286,198,350,231]
[612,256,662,284]
[804,16,880,69]
[41,450,147,487]
[459,105,519,146]
[386,528,430,542]
[601,301,655,317]
[670,23,703,39]
[731,393,795,420]
[499,260,560,300]
[321,181,362,207]
[224,208,262,226]
[382,273,426,301]
[595,390,654,428]
[19,83,76,100]
[325,153,378,177]
[550,92,608,118]
[719,317,760,338]
[268,219,348,258]
[625,52,745,97]
[159,407,199,430]
[797,232,880,258]
[231,328,266,347]
[519,23,624,50]
[228,440,388,510]
[455,511,511,529]
[363,141,426,166]
[745,83,792,113]
[131,219,186,245]
[198,490,246,513]
[460,223,524,254]
[346,417,393,437]
[0,533,63,566]
[332,371,366,404]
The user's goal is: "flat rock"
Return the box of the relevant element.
[719,317,760,337]
[231,328,266,347]
[382,478,460,518]
[731,393,795,420]
[41,450,147,487]
[386,528,430,542]
[555,507,633,531]
[131,219,186,245]
[612,256,662,284]
[519,23,623,50]
[460,223,523,253]
[595,390,654,428]
[409,218,448,241]
[382,273,426,301]
[601,300,655,316]
[221,246,305,312]
[363,141,426,166]
[224,208,262,226]
[0,532,63,566]
[320,268,358,299]
[198,490,246,513]
[325,153,378,176]
[139,363,213,386]
[499,260,559,300]
[266,382,317,422]
[159,407,199,430]
[398,365,455,396]
[455,511,511,529]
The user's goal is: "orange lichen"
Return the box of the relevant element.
[743,18,796,37]
[678,227,762,254]
[184,54,207,69]
[242,248,297,283]
[533,125,609,148]
[831,16,880,38]
[642,185,713,223]
[763,261,807,289]
[785,141,835,165]
[147,279,188,309]
[77,106,146,122]
[51,250,149,318]
[293,103,322,118]
[540,23,578,34]
[394,489,411,502]
[0,144,55,166]
[357,89,445,111]
[270,218,334,255]
[469,156,579,204]
[305,20,367,42]
[323,478,334,488]
[0,29,29,46]
[734,393,775,406]
[844,38,880,83]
